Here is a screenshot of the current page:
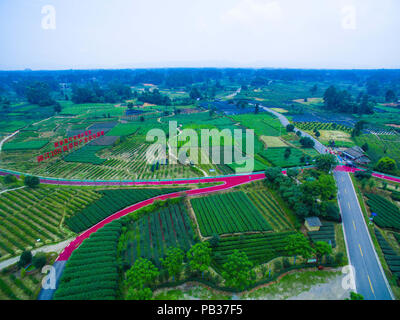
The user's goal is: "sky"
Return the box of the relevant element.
[0,0,399,70]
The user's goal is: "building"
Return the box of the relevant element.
[305,216,322,232]
[341,146,371,165]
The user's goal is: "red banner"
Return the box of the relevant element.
[37,129,101,162]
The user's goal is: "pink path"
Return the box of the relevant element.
[335,165,400,184]
[27,165,400,261]
[56,173,267,261]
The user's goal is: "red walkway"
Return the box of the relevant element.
[335,165,400,183]
[56,173,266,261]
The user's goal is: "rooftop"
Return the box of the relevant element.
[305,216,322,227]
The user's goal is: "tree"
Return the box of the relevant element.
[160,247,184,280]
[53,102,62,113]
[189,87,202,100]
[221,250,255,290]
[376,157,396,174]
[3,174,17,184]
[254,104,260,114]
[299,137,315,148]
[287,168,299,178]
[209,234,220,248]
[347,292,364,300]
[126,287,153,300]
[385,89,397,103]
[296,130,302,137]
[286,124,295,132]
[18,250,32,268]
[315,154,337,172]
[352,120,365,137]
[139,116,145,122]
[310,84,318,96]
[285,233,314,262]
[315,130,320,138]
[187,242,212,273]
[366,79,380,96]
[318,174,337,200]
[314,241,332,265]
[24,175,40,188]
[264,167,283,184]
[361,142,369,152]
[26,82,54,106]
[32,252,47,269]
[284,147,291,159]
[125,258,159,289]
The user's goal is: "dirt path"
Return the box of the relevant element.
[0,130,19,153]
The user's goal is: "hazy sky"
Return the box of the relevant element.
[1,0,399,70]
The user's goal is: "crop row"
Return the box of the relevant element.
[66,188,185,233]
[294,122,352,133]
[212,232,296,266]
[366,193,400,231]
[0,187,99,259]
[375,229,400,280]
[308,223,336,248]
[53,221,122,300]
[123,203,197,267]
[191,191,272,237]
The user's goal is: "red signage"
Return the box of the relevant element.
[37,130,102,163]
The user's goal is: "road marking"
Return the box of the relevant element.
[359,244,363,257]
[368,275,375,294]
[344,188,347,193]
[353,220,356,231]
[348,202,351,209]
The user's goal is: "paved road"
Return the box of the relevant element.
[335,170,393,300]
[261,106,329,154]
[262,105,394,300]
[37,261,67,300]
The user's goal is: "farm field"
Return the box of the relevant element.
[54,220,122,300]
[365,193,400,231]
[231,113,283,137]
[66,188,187,233]
[190,191,272,237]
[121,202,197,268]
[2,140,49,151]
[258,147,315,168]
[353,134,400,170]
[1,67,399,301]
[0,266,44,300]
[63,145,107,165]
[308,223,336,248]
[374,229,400,281]
[212,232,296,267]
[260,136,287,148]
[246,189,294,232]
[0,186,99,260]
